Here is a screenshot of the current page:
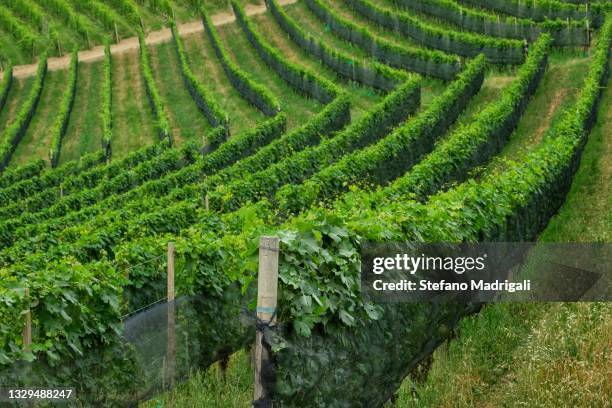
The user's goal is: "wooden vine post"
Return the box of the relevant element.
[585,5,591,48]
[114,23,120,44]
[23,288,32,353]
[165,242,176,387]
[253,236,280,403]
[167,242,175,303]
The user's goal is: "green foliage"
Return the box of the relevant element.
[201,10,281,116]
[104,0,142,26]
[170,22,230,136]
[101,41,112,156]
[231,0,339,104]
[374,35,552,204]
[36,0,92,38]
[0,258,126,365]
[0,118,286,249]
[0,54,47,172]
[200,96,351,192]
[208,76,421,212]
[4,0,62,57]
[0,106,352,263]
[410,18,609,245]
[265,0,408,90]
[304,0,462,80]
[0,8,39,53]
[5,78,409,284]
[3,98,349,273]
[265,21,609,403]
[203,126,228,154]
[142,0,174,16]
[461,0,605,27]
[195,113,287,174]
[539,55,611,243]
[1,19,608,400]
[32,99,350,261]
[0,143,194,231]
[71,0,130,33]
[0,9,608,405]
[163,19,609,403]
[138,32,172,143]
[0,159,46,189]
[0,64,12,113]
[345,0,526,64]
[4,0,47,32]
[0,143,168,216]
[392,0,590,46]
[49,50,78,167]
[276,55,487,214]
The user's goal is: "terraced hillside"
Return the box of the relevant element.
[0,0,267,65]
[0,0,609,406]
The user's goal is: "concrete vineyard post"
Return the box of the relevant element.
[253,236,280,403]
[166,242,176,387]
[23,288,32,353]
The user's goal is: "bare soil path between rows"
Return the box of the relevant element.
[1,0,297,80]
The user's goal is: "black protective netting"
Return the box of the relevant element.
[263,302,480,407]
[0,287,251,407]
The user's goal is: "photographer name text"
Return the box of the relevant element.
[372,279,531,293]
